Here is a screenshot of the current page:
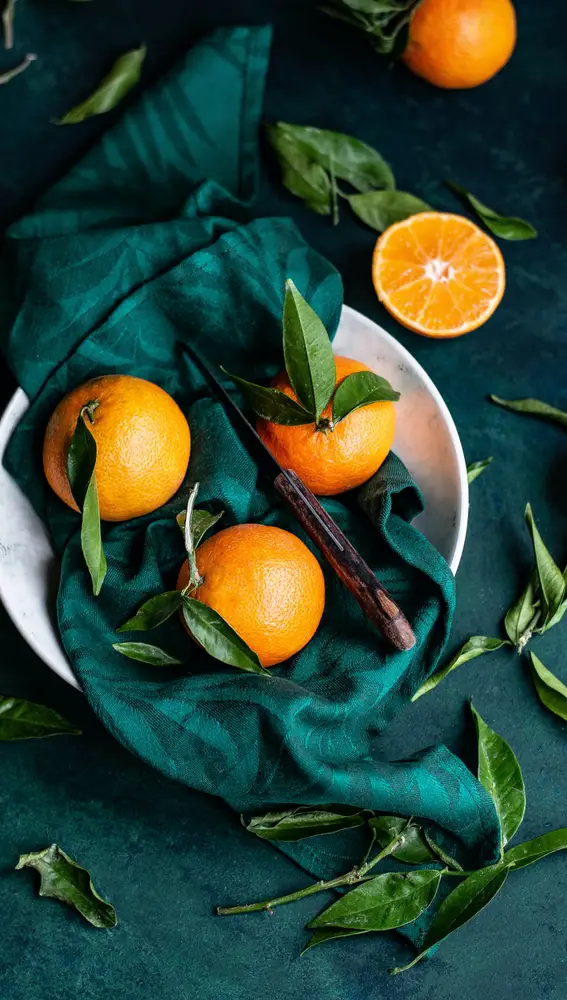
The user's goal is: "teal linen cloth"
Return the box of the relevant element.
[0,24,500,899]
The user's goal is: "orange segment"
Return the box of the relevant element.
[372,212,505,338]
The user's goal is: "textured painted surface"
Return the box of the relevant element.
[1,1,566,998]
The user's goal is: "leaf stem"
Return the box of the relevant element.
[2,0,14,50]
[217,830,407,916]
[184,483,204,589]
[0,51,36,85]
[359,828,378,869]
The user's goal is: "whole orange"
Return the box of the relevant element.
[43,375,191,522]
[177,524,325,667]
[403,0,517,89]
[256,356,396,496]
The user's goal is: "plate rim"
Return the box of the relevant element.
[343,303,469,573]
[0,303,468,691]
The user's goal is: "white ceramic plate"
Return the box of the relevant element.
[0,305,468,691]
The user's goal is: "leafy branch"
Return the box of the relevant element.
[219,705,567,972]
[411,503,567,718]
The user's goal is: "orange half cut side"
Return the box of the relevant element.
[372,212,506,338]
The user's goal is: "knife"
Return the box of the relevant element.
[183,346,416,652]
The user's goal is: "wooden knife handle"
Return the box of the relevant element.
[274,469,416,652]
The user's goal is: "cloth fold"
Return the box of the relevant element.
[0,23,501,895]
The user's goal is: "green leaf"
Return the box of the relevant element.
[244,806,368,842]
[423,832,463,871]
[308,869,441,932]
[0,695,81,740]
[538,599,567,634]
[267,122,395,196]
[332,371,400,423]
[16,845,117,928]
[504,571,540,651]
[117,591,183,633]
[467,458,493,485]
[222,370,314,425]
[301,927,368,954]
[349,190,430,233]
[0,52,35,85]
[283,279,336,420]
[66,405,106,596]
[182,597,265,674]
[411,637,509,701]
[320,1,419,55]
[504,827,567,870]
[490,395,567,430]
[278,150,333,215]
[369,816,436,865]
[176,508,224,548]
[56,46,146,125]
[529,652,567,723]
[471,703,525,848]
[112,642,182,666]
[524,504,565,623]
[446,181,537,241]
[391,863,510,974]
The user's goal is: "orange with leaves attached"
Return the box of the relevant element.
[256,356,396,496]
[177,523,325,667]
[43,374,191,522]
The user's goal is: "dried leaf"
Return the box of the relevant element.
[16,845,116,928]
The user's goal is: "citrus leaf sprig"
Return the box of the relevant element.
[66,402,107,596]
[410,503,567,722]
[113,487,266,676]
[220,707,567,974]
[267,122,428,232]
[224,279,399,430]
[267,122,537,242]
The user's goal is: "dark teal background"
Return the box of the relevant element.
[1,2,566,998]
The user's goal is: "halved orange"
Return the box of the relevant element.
[372,212,505,338]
